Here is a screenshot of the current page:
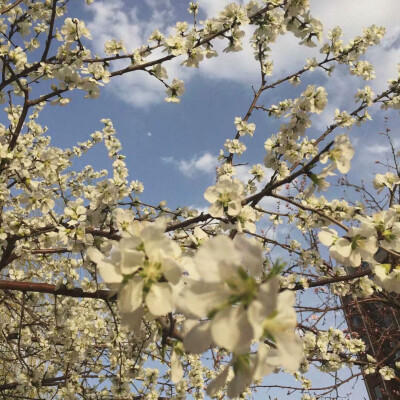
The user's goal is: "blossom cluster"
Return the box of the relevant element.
[0,0,400,399]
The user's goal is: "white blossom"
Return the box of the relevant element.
[204,176,244,218]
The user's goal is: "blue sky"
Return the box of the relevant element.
[34,0,400,397]
[41,0,400,211]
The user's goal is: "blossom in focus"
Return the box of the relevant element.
[318,225,378,267]
[61,18,91,42]
[373,172,400,194]
[234,117,256,137]
[165,79,185,103]
[373,263,400,294]
[320,134,354,173]
[204,176,245,218]
[87,220,182,331]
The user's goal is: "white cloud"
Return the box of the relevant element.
[236,164,274,185]
[365,144,390,154]
[235,164,253,183]
[310,0,400,41]
[272,0,400,127]
[198,25,259,83]
[198,0,233,17]
[86,0,194,107]
[355,135,400,171]
[188,205,209,215]
[199,0,400,90]
[162,152,217,177]
[235,164,277,211]
[85,0,400,108]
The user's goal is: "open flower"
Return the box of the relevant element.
[234,117,256,137]
[204,176,244,218]
[373,263,400,294]
[165,79,185,103]
[373,172,400,194]
[301,85,327,114]
[248,289,303,371]
[180,232,303,393]
[204,288,303,398]
[358,209,400,252]
[304,164,336,198]
[61,18,91,42]
[320,134,354,173]
[319,225,378,267]
[179,235,266,353]
[88,220,182,331]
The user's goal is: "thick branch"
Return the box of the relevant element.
[0,280,115,300]
[293,267,372,291]
[0,0,23,15]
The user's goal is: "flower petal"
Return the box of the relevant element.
[178,281,228,318]
[227,200,241,216]
[194,236,240,282]
[209,202,224,218]
[162,257,181,284]
[206,365,230,397]
[234,234,263,276]
[318,228,337,246]
[170,351,183,383]
[211,306,253,352]
[227,359,253,398]
[120,306,144,335]
[183,321,213,354]
[275,332,304,371]
[118,277,144,314]
[253,343,274,380]
[120,249,144,275]
[145,282,173,316]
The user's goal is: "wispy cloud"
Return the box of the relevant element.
[85,0,400,108]
[364,144,390,154]
[86,0,194,107]
[161,152,217,177]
